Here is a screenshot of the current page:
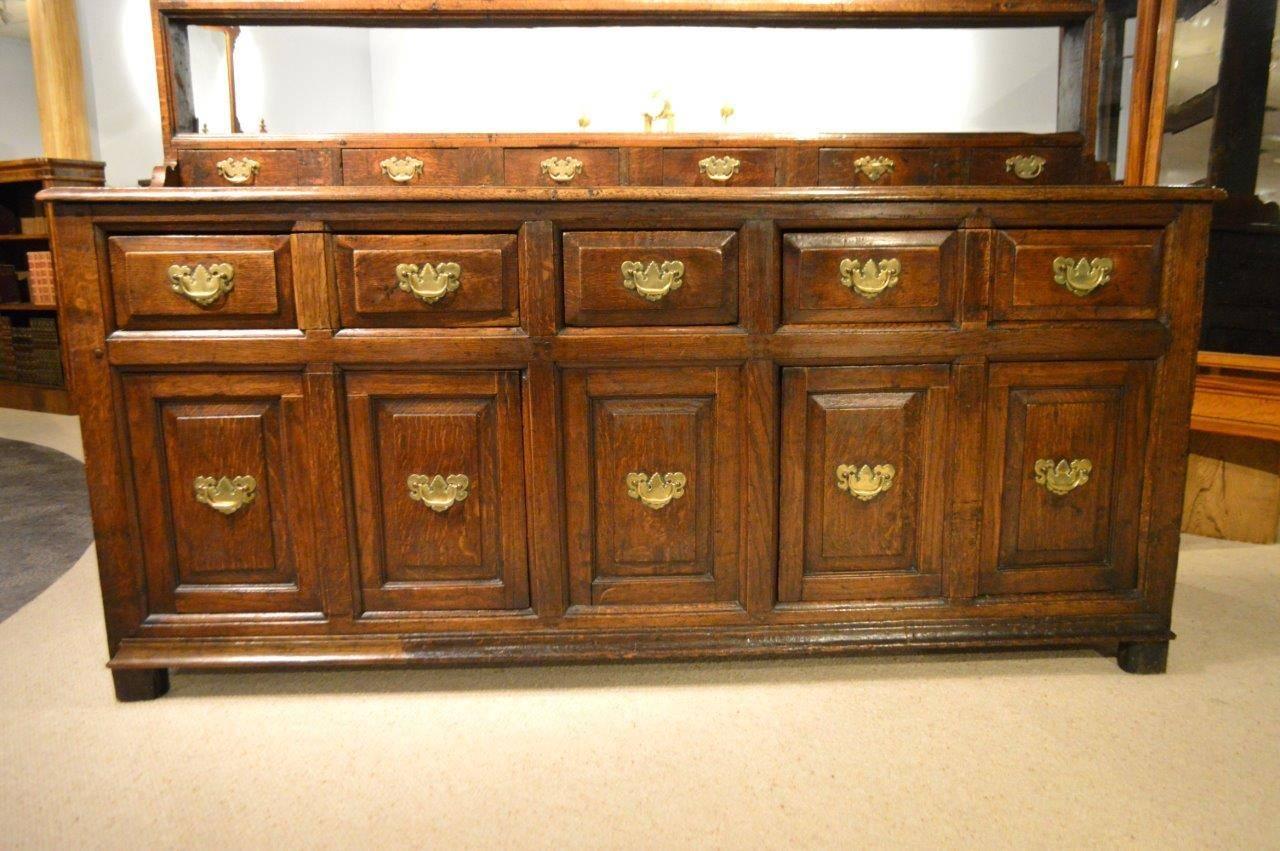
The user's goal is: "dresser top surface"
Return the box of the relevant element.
[40,184,1223,206]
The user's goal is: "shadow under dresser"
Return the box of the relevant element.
[41,184,1216,700]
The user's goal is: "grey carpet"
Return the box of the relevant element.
[0,437,93,621]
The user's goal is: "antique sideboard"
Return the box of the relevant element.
[42,183,1216,699]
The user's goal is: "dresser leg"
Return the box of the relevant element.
[112,668,170,702]
[1116,641,1169,674]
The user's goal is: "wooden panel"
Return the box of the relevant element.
[340,148,501,186]
[562,366,742,609]
[661,148,777,187]
[503,148,621,186]
[344,371,530,614]
[779,365,950,603]
[816,148,944,186]
[121,372,322,615]
[1182,433,1280,545]
[334,234,520,328]
[980,361,1152,597]
[562,230,739,326]
[782,230,960,325]
[107,235,296,331]
[179,149,300,187]
[967,147,1082,185]
[992,229,1163,321]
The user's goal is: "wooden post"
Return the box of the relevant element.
[27,0,93,160]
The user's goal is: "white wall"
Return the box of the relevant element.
[75,0,164,188]
[0,38,42,160]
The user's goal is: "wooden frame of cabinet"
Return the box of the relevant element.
[42,183,1215,700]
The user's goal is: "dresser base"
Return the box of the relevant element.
[1116,640,1171,675]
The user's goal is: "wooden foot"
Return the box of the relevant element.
[112,668,170,702]
[1117,641,1169,674]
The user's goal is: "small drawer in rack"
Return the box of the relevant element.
[816,148,944,186]
[562,230,739,327]
[179,150,300,187]
[992,229,1163,321]
[504,148,620,186]
[968,147,1078,185]
[107,235,296,331]
[661,148,777,186]
[341,149,501,186]
[334,234,520,329]
[782,230,961,325]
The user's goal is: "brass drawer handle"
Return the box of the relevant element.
[839,257,901,300]
[540,156,583,183]
[853,155,895,182]
[396,262,461,305]
[698,155,740,182]
[407,474,470,513]
[621,260,684,302]
[380,156,424,184]
[168,263,235,307]
[1034,458,1092,495]
[215,157,260,185]
[836,464,896,502]
[1053,256,1114,297]
[1006,154,1046,180]
[626,472,686,510]
[194,475,257,515]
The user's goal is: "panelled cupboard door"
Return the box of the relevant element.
[562,367,742,609]
[980,361,1153,597]
[779,365,950,603]
[343,371,530,615]
[121,372,322,616]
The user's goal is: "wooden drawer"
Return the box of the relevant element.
[993,229,1163,321]
[341,148,500,186]
[344,371,530,615]
[562,230,739,326]
[816,148,945,186]
[179,150,299,187]
[562,367,742,609]
[503,148,620,186]
[779,365,950,603]
[107,235,295,331]
[980,361,1152,597]
[968,147,1080,185]
[121,372,323,616]
[782,231,961,324]
[334,234,519,329]
[661,148,777,187]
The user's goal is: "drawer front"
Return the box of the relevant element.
[562,230,739,326]
[503,148,620,186]
[661,148,777,187]
[108,235,295,331]
[122,372,322,616]
[968,147,1080,185]
[779,365,950,603]
[816,148,943,186]
[344,371,530,614]
[341,148,501,186]
[782,231,961,324]
[993,229,1163,321]
[980,361,1152,597]
[179,150,299,187]
[335,234,520,328]
[563,367,742,609]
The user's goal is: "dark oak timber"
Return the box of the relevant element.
[43,182,1214,699]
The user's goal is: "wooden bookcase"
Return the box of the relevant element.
[0,158,104,415]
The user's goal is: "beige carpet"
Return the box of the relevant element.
[0,534,1275,849]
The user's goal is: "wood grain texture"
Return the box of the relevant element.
[43,187,1215,697]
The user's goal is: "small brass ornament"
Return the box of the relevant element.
[194,475,257,515]
[407,474,471,513]
[835,464,896,502]
[620,260,685,302]
[625,472,687,510]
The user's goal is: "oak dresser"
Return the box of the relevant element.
[42,184,1216,699]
